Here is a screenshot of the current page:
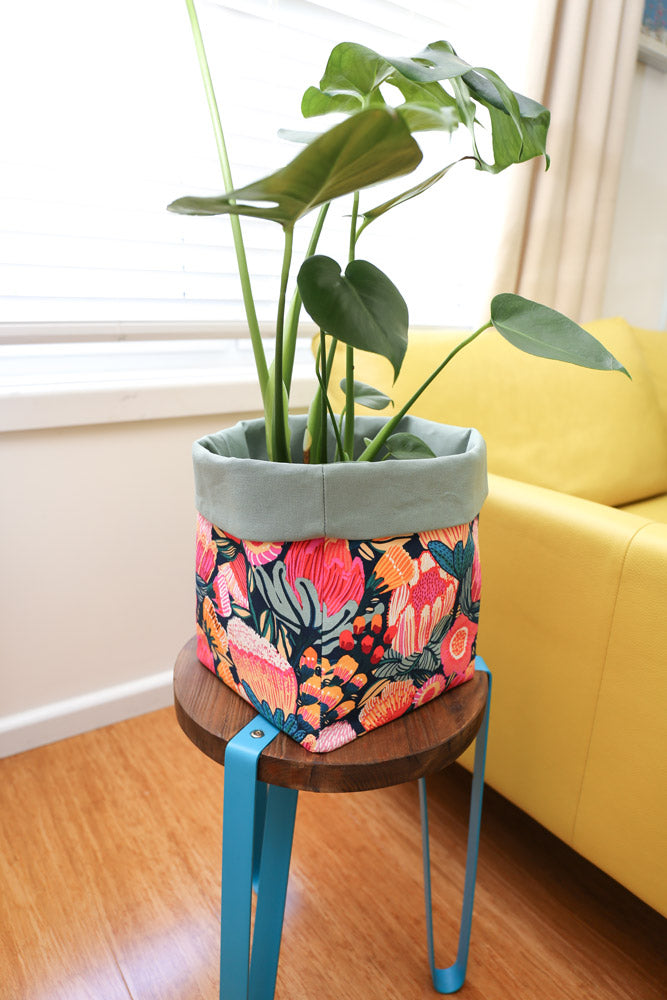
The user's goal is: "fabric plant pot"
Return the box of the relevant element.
[193,414,487,753]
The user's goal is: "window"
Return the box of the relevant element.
[1,1,546,430]
[2,0,545,340]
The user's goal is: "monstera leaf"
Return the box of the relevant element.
[384,433,436,459]
[361,160,464,224]
[387,43,472,82]
[314,42,394,100]
[168,109,422,227]
[386,42,549,171]
[339,379,393,410]
[298,256,409,379]
[491,295,630,374]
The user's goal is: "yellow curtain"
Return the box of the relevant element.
[491,0,643,323]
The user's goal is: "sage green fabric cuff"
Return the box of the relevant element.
[193,415,487,541]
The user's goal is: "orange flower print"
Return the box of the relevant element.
[440,614,477,677]
[213,555,249,616]
[312,720,357,753]
[388,552,458,656]
[242,539,283,566]
[196,514,217,583]
[198,604,236,689]
[320,686,344,711]
[227,618,298,718]
[359,680,415,732]
[297,702,320,730]
[330,654,359,685]
[413,674,446,707]
[202,596,228,659]
[374,544,414,591]
[285,537,364,615]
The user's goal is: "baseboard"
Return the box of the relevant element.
[0,670,174,758]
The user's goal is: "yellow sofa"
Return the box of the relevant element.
[329,317,667,915]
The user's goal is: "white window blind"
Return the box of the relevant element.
[1,0,544,339]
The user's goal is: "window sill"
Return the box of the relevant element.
[0,339,316,432]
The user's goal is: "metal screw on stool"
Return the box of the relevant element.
[250,729,265,739]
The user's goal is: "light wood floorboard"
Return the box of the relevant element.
[0,706,664,1000]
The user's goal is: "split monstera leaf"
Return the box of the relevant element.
[169,15,629,464]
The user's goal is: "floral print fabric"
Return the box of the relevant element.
[195,515,481,753]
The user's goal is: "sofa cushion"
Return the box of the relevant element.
[633,325,667,428]
[620,493,667,524]
[327,317,667,507]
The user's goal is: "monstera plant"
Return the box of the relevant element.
[171,2,628,756]
[169,2,627,466]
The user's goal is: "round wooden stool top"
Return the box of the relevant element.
[174,636,488,794]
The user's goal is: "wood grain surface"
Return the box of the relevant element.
[173,636,488,792]
[1,699,665,1000]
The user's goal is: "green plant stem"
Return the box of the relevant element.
[283,202,330,392]
[329,396,347,461]
[319,329,328,465]
[355,215,371,243]
[344,190,360,458]
[305,335,339,463]
[184,0,268,399]
[357,321,493,462]
[348,190,359,262]
[344,347,355,455]
[272,227,295,462]
[315,367,347,462]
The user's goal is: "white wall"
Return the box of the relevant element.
[603,61,667,329]
[0,409,260,755]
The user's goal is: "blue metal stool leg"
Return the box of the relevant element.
[419,658,492,994]
[252,781,268,894]
[220,715,297,1000]
[249,783,298,1000]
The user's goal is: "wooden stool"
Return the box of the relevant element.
[174,636,492,999]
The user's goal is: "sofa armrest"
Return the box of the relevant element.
[461,473,649,847]
[572,521,667,914]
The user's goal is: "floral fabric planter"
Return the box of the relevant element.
[193,415,487,753]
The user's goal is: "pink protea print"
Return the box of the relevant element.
[196,624,215,671]
[440,614,477,677]
[242,539,283,566]
[312,720,357,752]
[196,514,217,583]
[388,552,458,656]
[413,673,447,707]
[213,555,249,616]
[227,617,298,718]
[284,537,365,615]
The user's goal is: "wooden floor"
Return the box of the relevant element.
[0,707,665,1000]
